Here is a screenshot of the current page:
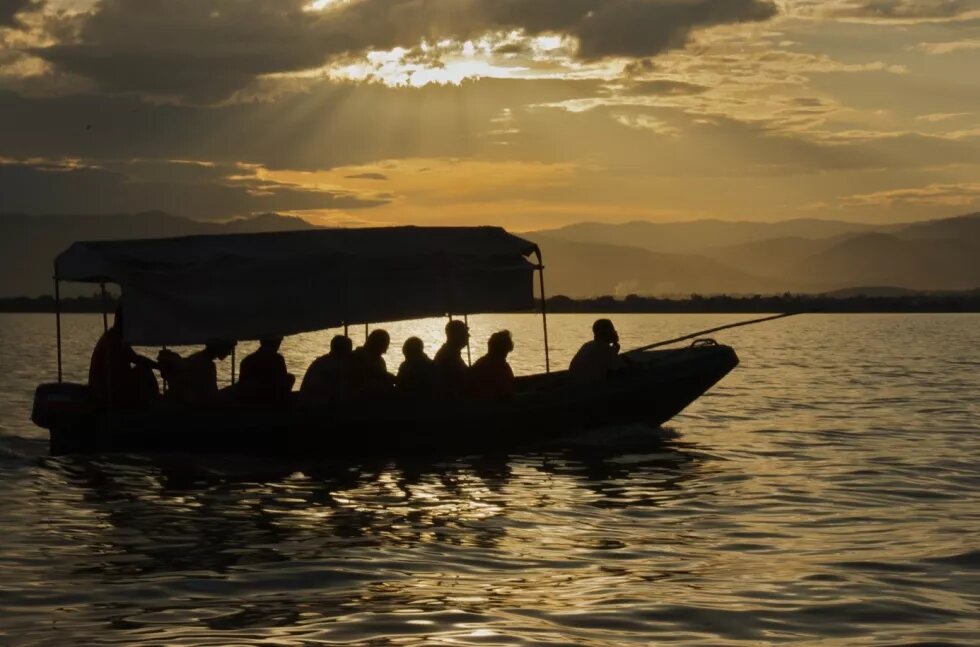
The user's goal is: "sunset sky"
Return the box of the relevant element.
[1,0,978,230]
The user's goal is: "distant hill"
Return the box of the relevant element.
[896,212,980,241]
[788,231,979,291]
[1,210,977,298]
[525,234,789,297]
[533,213,979,294]
[0,211,313,296]
[532,218,878,255]
[703,236,836,280]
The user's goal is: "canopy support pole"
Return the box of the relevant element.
[464,314,472,367]
[230,346,236,386]
[344,322,349,338]
[54,275,63,384]
[100,282,109,333]
[365,323,369,344]
[534,250,551,374]
[161,346,169,394]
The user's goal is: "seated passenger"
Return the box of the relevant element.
[88,306,159,406]
[237,336,295,404]
[397,336,437,400]
[160,341,235,404]
[300,335,354,402]
[434,319,470,398]
[351,329,396,399]
[468,330,516,400]
[569,319,625,381]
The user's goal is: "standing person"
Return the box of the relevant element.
[397,336,437,400]
[468,330,516,400]
[351,329,396,399]
[88,306,158,406]
[434,319,470,398]
[569,319,625,381]
[237,336,295,404]
[301,335,354,402]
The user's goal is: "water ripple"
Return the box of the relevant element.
[0,313,978,645]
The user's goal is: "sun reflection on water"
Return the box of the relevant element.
[1,313,978,644]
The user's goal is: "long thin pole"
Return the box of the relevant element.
[161,346,169,394]
[54,276,63,384]
[536,254,551,374]
[100,283,109,332]
[230,345,236,385]
[464,313,472,367]
[626,312,803,354]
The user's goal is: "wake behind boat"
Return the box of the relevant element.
[31,226,739,456]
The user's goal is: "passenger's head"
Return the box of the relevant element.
[259,336,283,352]
[445,319,470,347]
[592,319,619,345]
[487,330,514,358]
[402,336,425,360]
[330,334,353,356]
[205,340,236,360]
[365,329,391,355]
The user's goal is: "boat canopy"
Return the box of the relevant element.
[55,227,541,346]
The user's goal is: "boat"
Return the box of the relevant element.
[31,226,739,456]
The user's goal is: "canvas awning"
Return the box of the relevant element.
[56,227,541,346]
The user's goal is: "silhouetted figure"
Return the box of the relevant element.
[468,330,516,400]
[300,335,354,403]
[351,329,396,399]
[88,306,159,406]
[160,341,235,404]
[569,319,625,380]
[237,336,295,404]
[397,336,437,400]
[434,319,470,398]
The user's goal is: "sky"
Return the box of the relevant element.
[0,0,978,230]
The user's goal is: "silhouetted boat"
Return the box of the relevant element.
[31,227,738,456]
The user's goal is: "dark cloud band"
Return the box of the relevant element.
[33,0,778,102]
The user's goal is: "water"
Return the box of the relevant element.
[1,313,978,645]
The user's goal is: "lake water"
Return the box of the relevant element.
[1,313,978,645]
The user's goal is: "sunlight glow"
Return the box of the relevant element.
[303,0,348,11]
[328,43,530,87]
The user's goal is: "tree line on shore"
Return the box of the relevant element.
[2,291,978,314]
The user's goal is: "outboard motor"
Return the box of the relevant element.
[31,382,92,429]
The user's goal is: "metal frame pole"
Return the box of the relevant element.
[54,275,63,383]
[230,345,236,385]
[100,282,109,332]
[464,313,472,367]
[535,250,551,374]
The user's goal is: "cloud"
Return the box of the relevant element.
[797,0,980,22]
[0,78,601,170]
[573,0,777,59]
[917,38,980,54]
[31,0,778,102]
[345,172,389,180]
[840,182,980,207]
[0,158,389,219]
[621,80,708,96]
[915,112,972,122]
[0,0,31,27]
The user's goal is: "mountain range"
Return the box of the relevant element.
[528,213,979,296]
[1,210,977,298]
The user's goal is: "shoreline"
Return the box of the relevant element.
[2,293,978,315]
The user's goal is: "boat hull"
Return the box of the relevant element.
[42,344,738,456]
